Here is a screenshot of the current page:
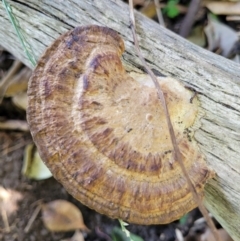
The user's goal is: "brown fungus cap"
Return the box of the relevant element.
[27,25,214,225]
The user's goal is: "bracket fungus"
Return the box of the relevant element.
[27,25,214,225]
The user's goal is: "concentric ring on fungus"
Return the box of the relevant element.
[27,25,214,225]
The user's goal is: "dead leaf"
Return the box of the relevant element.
[206,2,240,15]
[22,144,52,180]
[187,25,206,47]
[140,2,157,18]
[204,16,238,57]
[12,91,28,110]
[5,67,31,97]
[42,200,89,232]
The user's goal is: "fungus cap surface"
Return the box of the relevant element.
[27,25,214,224]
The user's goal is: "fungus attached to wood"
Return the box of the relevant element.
[27,25,214,225]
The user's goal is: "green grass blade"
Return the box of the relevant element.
[2,0,37,66]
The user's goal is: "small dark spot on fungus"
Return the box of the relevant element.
[72,34,79,42]
[27,25,214,226]
[66,38,74,49]
[72,171,80,179]
[43,80,52,97]
[127,128,132,133]
[83,75,89,90]
[164,150,172,155]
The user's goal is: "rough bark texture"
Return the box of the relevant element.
[0,0,240,240]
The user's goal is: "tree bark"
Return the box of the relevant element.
[1,0,240,239]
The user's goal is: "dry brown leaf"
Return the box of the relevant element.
[5,67,31,97]
[42,200,89,232]
[140,2,157,18]
[206,2,240,15]
[187,25,206,47]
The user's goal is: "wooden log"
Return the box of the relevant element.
[1,0,240,239]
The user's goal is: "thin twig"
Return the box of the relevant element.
[95,227,112,241]
[1,208,10,233]
[0,60,22,104]
[0,140,31,156]
[128,1,221,241]
[154,0,165,27]
[179,0,201,38]
[24,204,42,233]
[0,120,29,132]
